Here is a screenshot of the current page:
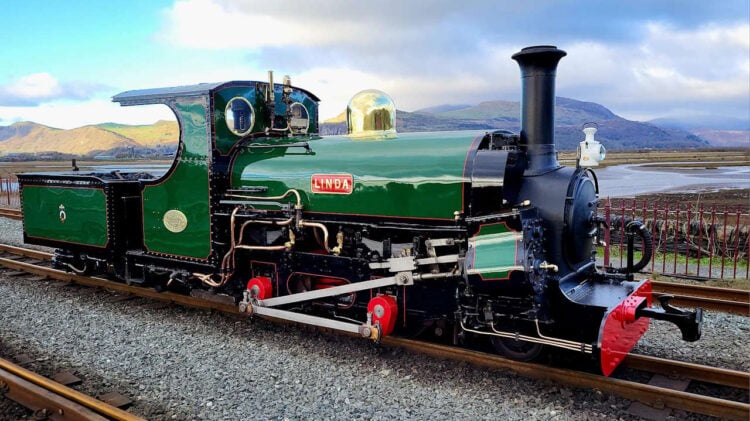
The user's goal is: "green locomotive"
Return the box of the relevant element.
[17,46,701,376]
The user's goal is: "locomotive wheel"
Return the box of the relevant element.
[490,336,544,362]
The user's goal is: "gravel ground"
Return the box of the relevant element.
[0,216,51,253]
[1,217,748,420]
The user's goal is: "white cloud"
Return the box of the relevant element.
[0,72,108,106]
[555,23,750,119]
[159,0,361,49]
[3,73,61,99]
[0,99,175,129]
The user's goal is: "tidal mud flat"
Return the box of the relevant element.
[606,188,749,210]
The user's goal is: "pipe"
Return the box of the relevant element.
[459,320,592,354]
[614,221,653,274]
[226,189,302,210]
[196,191,302,288]
[237,216,294,245]
[298,221,330,253]
[460,320,591,353]
[512,45,567,175]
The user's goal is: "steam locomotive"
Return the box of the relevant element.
[17,45,702,376]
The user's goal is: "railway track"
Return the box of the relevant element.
[0,355,143,420]
[0,207,21,220]
[0,243,748,419]
[651,280,750,316]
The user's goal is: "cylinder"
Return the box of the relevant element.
[512,45,567,175]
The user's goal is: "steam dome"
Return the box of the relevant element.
[346,89,397,139]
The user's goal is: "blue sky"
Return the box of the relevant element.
[0,0,748,129]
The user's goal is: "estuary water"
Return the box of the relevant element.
[595,163,750,197]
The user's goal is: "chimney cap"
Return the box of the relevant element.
[512,45,567,61]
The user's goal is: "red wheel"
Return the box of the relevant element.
[247,276,273,300]
[367,295,398,337]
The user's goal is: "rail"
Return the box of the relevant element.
[650,280,750,316]
[0,207,22,220]
[0,243,747,419]
[0,356,143,420]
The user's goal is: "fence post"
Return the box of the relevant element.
[733,207,741,279]
[662,202,669,274]
[604,198,610,267]
[697,204,704,277]
[721,205,728,279]
[707,206,716,280]
[686,204,692,276]
[651,200,658,272]
[673,202,680,275]
[619,201,626,267]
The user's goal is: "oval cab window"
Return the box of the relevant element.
[288,102,309,133]
[225,97,255,136]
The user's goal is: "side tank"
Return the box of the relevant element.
[230,132,488,220]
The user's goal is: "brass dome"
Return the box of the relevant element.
[346,89,397,139]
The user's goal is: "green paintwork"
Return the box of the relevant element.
[21,186,108,247]
[466,222,523,280]
[231,131,481,220]
[214,86,319,155]
[141,99,212,259]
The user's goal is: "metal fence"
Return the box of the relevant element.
[601,198,749,280]
[0,178,20,208]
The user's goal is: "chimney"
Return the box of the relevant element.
[512,45,567,175]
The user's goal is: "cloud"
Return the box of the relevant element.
[155,0,749,121]
[0,73,108,106]
[0,100,175,129]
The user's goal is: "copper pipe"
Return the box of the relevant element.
[299,221,330,253]
[196,193,300,288]
[198,211,295,288]
[226,189,302,209]
[235,244,288,251]
[237,216,294,245]
[0,357,144,421]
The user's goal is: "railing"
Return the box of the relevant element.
[0,177,20,208]
[601,198,749,280]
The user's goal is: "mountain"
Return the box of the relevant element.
[649,116,749,148]
[689,129,749,147]
[98,120,179,147]
[0,97,716,157]
[0,120,180,157]
[0,122,144,156]
[0,121,40,141]
[322,97,709,150]
[649,116,750,131]
[414,104,472,114]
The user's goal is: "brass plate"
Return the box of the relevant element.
[163,209,188,233]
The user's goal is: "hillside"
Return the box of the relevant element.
[322,97,709,150]
[0,122,143,156]
[0,120,180,157]
[98,120,179,147]
[690,129,749,147]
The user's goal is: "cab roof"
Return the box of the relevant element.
[113,81,320,106]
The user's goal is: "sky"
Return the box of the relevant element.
[0,0,748,129]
